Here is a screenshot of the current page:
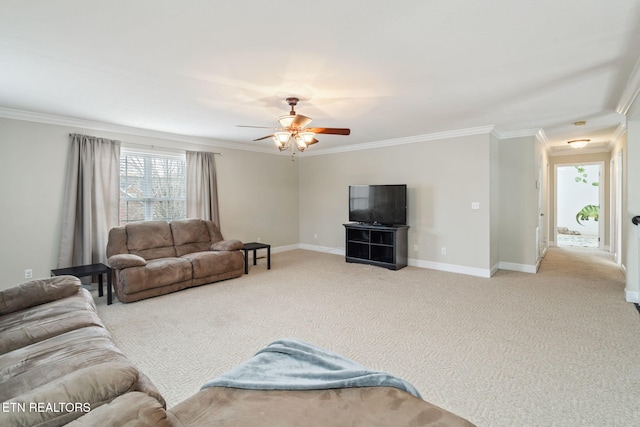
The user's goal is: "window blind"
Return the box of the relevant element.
[119,148,186,225]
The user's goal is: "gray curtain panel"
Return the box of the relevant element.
[58,134,121,270]
[186,151,220,225]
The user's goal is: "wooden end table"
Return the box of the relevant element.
[51,263,113,305]
[242,242,271,274]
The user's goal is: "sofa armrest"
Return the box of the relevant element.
[0,276,81,316]
[108,254,147,269]
[210,239,243,251]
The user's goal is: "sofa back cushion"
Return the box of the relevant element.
[0,276,82,316]
[106,227,128,258]
[126,221,176,260]
[171,219,212,257]
[205,220,224,244]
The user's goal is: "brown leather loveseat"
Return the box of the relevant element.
[106,219,244,303]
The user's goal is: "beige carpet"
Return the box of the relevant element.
[95,247,640,426]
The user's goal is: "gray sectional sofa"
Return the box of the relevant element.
[106,218,244,303]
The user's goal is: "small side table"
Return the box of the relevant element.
[51,263,113,305]
[242,242,271,274]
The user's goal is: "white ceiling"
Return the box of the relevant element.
[1,1,639,155]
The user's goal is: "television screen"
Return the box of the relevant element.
[349,184,407,225]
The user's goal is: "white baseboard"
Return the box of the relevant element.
[409,258,492,278]
[620,264,638,303]
[271,244,302,254]
[296,244,493,277]
[287,244,537,278]
[625,289,640,304]
[297,243,345,256]
[499,261,539,274]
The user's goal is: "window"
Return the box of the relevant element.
[119,149,186,225]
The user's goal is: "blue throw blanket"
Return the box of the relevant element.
[201,338,422,398]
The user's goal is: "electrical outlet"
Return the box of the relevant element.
[413,244,419,251]
[314,234,318,240]
[24,269,33,279]
[441,247,447,255]
[257,237,261,243]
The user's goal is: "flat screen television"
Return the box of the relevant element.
[348,184,407,225]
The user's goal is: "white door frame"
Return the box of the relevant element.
[554,161,605,249]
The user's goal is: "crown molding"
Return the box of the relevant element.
[612,121,627,141]
[607,122,627,151]
[535,128,551,152]
[0,107,499,156]
[491,127,541,139]
[0,107,262,152]
[616,55,640,115]
[305,125,497,156]
[0,107,553,157]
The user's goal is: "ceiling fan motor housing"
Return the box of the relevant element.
[286,97,299,115]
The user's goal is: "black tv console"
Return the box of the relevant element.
[343,223,409,270]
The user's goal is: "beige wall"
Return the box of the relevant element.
[0,115,577,289]
[298,133,494,273]
[214,148,299,247]
[0,119,69,287]
[0,118,298,289]
[497,136,538,267]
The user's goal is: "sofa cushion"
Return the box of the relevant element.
[0,276,81,316]
[1,361,140,427]
[0,288,102,354]
[169,386,476,427]
[0,326,131,402]
[67,391,174,427]
[181,251,243,279]
[117,257,193,293]
[171,219,212,256]
[126,221,176,260]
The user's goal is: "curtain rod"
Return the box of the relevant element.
[68,134,223,155]
[122,141,222,156]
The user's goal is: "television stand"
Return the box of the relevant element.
[343,223,409,270]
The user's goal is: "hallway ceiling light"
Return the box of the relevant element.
[567,139,590,148]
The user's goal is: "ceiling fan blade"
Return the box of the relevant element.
[307,138,320,146]
[306,127,351,136]
[291,114,313,128]
[253,134,274,141]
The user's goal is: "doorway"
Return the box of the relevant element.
[555,162,604,249]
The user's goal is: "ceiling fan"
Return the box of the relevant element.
[238,97,351,152]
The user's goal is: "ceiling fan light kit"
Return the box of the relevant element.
[273,131,311,152]
[240,97,351,153]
